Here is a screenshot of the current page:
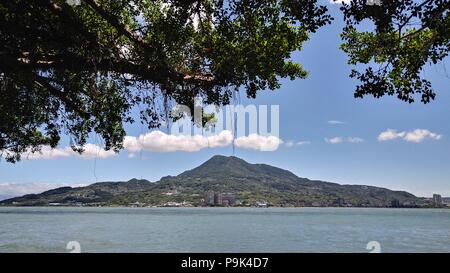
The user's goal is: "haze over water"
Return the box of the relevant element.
[1,207,449,253]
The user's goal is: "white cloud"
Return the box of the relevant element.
[377,129,405,141]
[285,140,295,148]
[325,136,363,144]
[325,137,344,144]
[378,129,442,143]
[9,130,285,160]
[327,120,346,125]
[285,140,311,148]
[125,130,283,152]
[78,144,117,159]
[234,134,283,151]
[23,146,73,160]
[403,129,442,143]
[123,136,143,153]
[0,183,86,198]
[22,144,116,160]
[347,137,364,143]
[124,130,233,153]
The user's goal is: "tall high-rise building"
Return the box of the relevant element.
[206,191,215,206]
[214,192,223,206]
[433,194,443,207]
[205,191,235,206]
[391,199,401,208]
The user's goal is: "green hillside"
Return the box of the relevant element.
[0,155,425,207]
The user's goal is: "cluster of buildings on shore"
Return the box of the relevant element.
[390,194,449,208]
[46,191,450,208]
[431,194,448,208]
[204,191,270,207]
[205,191,238,206]
[390,194,448,208]
[128,201,194,208]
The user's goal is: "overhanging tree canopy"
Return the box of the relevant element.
[341,0,449,103]
[0,0,331,162]
[0,0,449,163]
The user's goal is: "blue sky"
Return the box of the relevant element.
[1,2,449,197]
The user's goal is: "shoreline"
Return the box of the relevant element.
[0,205,448,209]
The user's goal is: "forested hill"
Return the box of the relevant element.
[0,155,425,207]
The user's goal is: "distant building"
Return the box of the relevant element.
[391,199,401,208]
[214,192,223,206]
[402,201,413,208]
[129,202,145,207]
[203,191,236,206]
[205,191,236,206]
[442,197,450,205]
[207,191,215,206]
[335,198,345,207]
[433,194,443,207]
[256,201,268,207]
[222,195,235,206]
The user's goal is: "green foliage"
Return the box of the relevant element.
[0,0,331,162]
[340,0,450,103]
[1,0,449,162]
[0,155,424,207]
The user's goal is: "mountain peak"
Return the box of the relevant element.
[199,155,251,170]
[176,155,301,183]
[206,155,247,164]
[127,178,151,184]
[175,155,252,179]
[0,154,423,207]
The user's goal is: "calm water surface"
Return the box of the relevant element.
[0,207,449,252]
